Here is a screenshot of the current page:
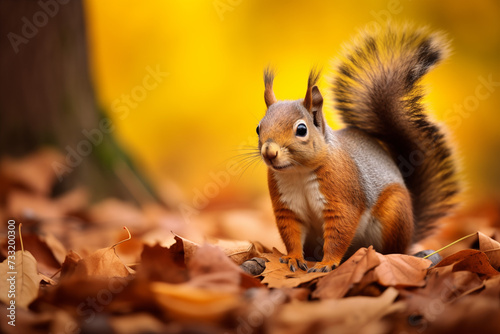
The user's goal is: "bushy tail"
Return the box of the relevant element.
[333,25,460,242]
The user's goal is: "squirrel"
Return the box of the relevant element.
[256,25,460,272]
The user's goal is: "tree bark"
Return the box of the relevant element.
[0,0,156,204]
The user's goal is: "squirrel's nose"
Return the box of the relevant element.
[262,142,279,161]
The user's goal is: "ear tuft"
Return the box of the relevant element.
[264,67,277,107]
[308,68,321,89]
[303,68,321,111]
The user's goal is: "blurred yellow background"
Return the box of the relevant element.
[84,0,500,207]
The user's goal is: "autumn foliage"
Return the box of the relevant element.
[1,150,500,334]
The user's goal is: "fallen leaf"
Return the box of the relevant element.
[477,231,500,270]
[138,242,188,284]
[482,274,500,298]
[49,310,79,334]
[233,288,288,333]
[72,247,131,278]
[313,247,380,299]
[436,249,499,277]
[60,250,82,279]
[212,239,270,265]
[407,289,500,334]
[1,234,64,277]
[187,244,262,292]
[151,282,239,323]
[41,233,67,264]
[313,247,430,299]
[372,252,431,287]
[400,265,484,320]
[188,243,243,276]
[261,248,328,288]
[0,250,41,308]
[41,275,137,314]
[172,234,199,263]
[269,287,403,334]
[110,313,167,334]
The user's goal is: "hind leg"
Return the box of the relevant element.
[372,183,413,254]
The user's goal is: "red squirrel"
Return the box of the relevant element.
[257,25,459,272]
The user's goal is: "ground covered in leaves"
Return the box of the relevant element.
[1,150,500,334]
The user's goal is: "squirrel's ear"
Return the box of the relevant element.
[309,86,326,134]
[264,68,277,107]
[303,69,325,133]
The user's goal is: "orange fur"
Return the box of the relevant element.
[311,150,366,270]
[371,183,413,254]
[268,169,307,271]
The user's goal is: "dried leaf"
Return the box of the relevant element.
[187,244,262,292]
[0,250,41,308]
[139,242,188,284]
[188,243,243,275]
[482,274,500,298]
[313,247,380,299]
[372,252,431,287]
[1,234,64,277]
[270,287,403,334]
[436,249,499,277]
[41,233,67,264]
[151,282,239,323]
[477,231,500,270]
[400,265,484,319]
[261,248,327,288]
[73,247,131,278]
[60,250,82,279]
[172,234,199,263]
[407,287,500,334]
[110,313,166,334]
[313,247,430,299]
[214,239,270,265]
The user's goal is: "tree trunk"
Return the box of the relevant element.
[0,0,156,204]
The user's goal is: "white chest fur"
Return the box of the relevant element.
[273,170,327,230]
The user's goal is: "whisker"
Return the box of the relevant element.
[215,151,261,167]
[249,158,263,175]
[232,157,262,167]
[236,156,263,183]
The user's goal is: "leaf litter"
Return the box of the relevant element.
[0,149,499,333]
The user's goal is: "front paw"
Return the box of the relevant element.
[280,255,308,272]
[307,261,338,273]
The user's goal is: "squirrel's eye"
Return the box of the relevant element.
[256,125,260,135]
[296,123,307,137]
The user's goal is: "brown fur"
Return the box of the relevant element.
[267,169,308,271]
[312,150,366,269]
[371,183,413,253]
[333,24,459,242]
